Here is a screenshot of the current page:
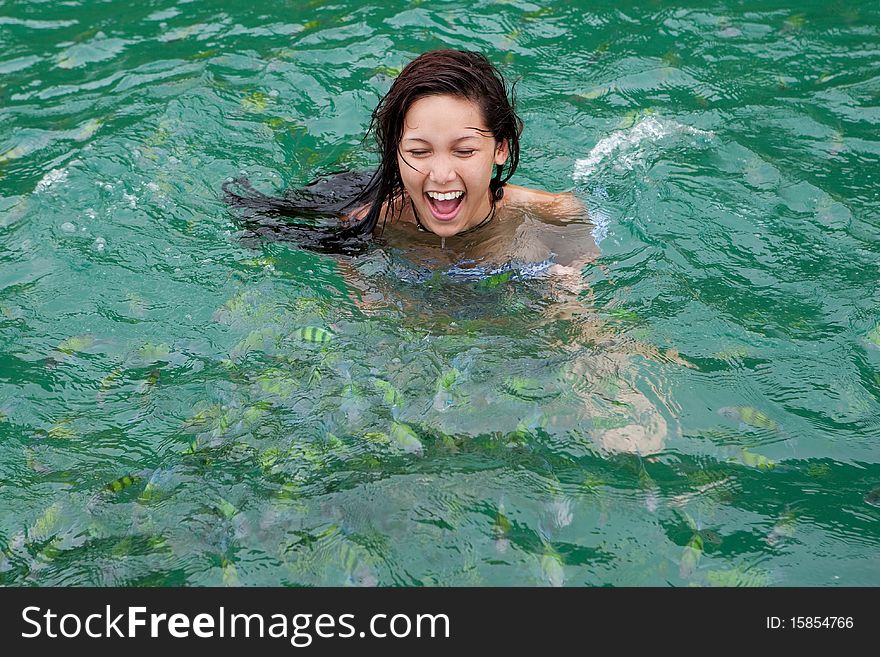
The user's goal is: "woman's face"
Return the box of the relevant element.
[397,94,509,237]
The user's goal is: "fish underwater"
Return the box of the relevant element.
[679,532,704,579]
[766,508,798,546]
[539,543,565,587]
[492,499,513,554]
[717,406,781,433]
[293,326,334,344]
[864,487,880,509]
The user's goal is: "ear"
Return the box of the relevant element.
[494,138,509,167]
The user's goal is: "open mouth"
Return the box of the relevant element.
[425,191,465,221]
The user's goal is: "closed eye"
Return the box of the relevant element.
[456,150,476,156]
[407,150,430,157]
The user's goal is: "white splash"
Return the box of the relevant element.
[589,186,610,244]
[573,115,712,182]
[34,167,69,193]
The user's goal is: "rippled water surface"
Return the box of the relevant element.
[2,0,879,586]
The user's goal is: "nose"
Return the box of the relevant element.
[427,155,456,185]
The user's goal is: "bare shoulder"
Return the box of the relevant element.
[503,184,586,220]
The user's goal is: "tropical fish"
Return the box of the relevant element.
[718,406,780,432]
[424,425,458,453]
[713,346,749,360]
[24,446,50,474]
[736,448,776,470]
[705,568,769,587]
[437,367,460,390]
[183,403,223,429]
[865,325,880,348]
[493,500,512,554]
[477,269,514,290]
[258,447,285,471]
[806,462,832,479]
[306,364,323,386]
[605,308,640,322]
[432,367,460,411]
[97,367,124,404]
[373,378,403,407]
[232,328,281,359]
[241,402,270,425]
[540,545,565,587]
[390,421,423,455]
[240,257,276,268]
[766,509,797,546]
[255,369,298,396]
[581,474,606,496]
[324,432,345,450]
[543,497,573,532]
[137,369,160,393]
[70,118,102,141]
[781,13,806,33]
[0,144,31,164]
[46,418,77,440]
[28,502,63,543]
[363,431,390,445]
[139,468,178,503]
[293,326,333,344]
[107,473,140,493]
[340,541,378,587]
[863,487,880,509]
[0,304,22,320]
[216,497,238,520]
[501,375,552,401]
[241,91,270,112]
[661,50,682,66]
[372,64,400,78]
[639,466,660,513]
[56,334,95,354]
[679,532,704,579]
[222,558,241,586]
[339,382,367,423]
[504,425,531,447]
[135,341,172,363]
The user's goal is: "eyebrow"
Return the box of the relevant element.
[401,135,486,144]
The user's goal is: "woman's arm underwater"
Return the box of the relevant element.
[519,192,688,456]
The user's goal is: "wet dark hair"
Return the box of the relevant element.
[223,49,523,253]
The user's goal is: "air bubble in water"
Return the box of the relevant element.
[60,222,76,233]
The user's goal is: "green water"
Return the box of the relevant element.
[1,0,879,586]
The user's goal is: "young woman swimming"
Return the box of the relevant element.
[224,49,672,455]
[224,49,583,257]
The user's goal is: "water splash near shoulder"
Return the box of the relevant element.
[572,115,713,182]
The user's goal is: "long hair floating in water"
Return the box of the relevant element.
[222,50,523,254]
[222,170,377,255]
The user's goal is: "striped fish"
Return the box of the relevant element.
[107,474,140,493]
[293,326,333,344]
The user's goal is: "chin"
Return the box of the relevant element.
[425,220,467,237]
[416,199,484,237]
